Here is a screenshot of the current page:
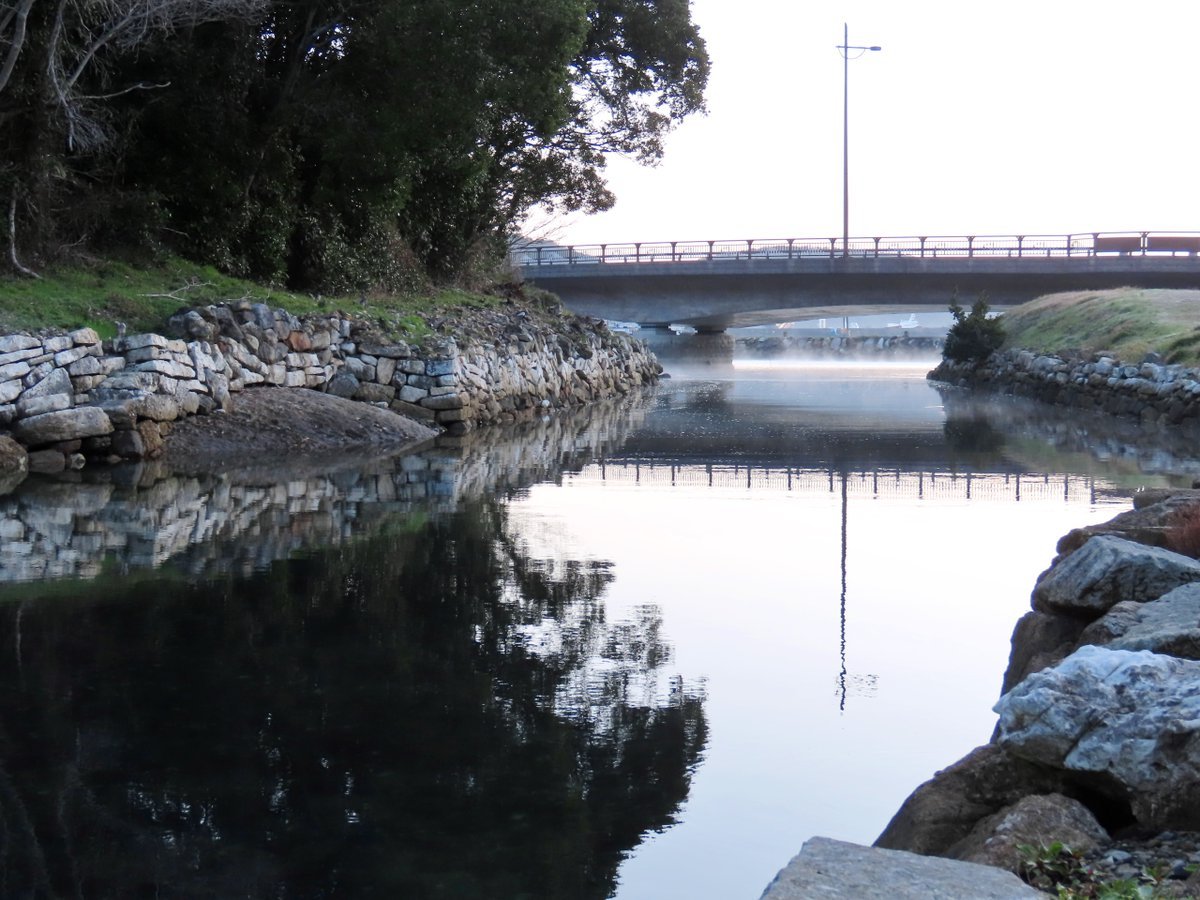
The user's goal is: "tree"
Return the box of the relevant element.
[943,293,1006,363]
[0,0,265,275]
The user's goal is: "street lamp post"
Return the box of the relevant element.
[839,23,881,258]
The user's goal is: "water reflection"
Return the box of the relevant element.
[0,499,706,899]
[6,364,1200,899]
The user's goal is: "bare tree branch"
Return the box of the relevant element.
[0,0,33,95]
[8,189,40,278]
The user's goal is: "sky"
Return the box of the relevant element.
[538,0,1200,248]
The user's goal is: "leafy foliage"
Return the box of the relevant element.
[943,293,1006,363]
[1,0,709,288]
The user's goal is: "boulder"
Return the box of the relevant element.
[761,837,1041,900]
[1001,610,1089,694]
[1032,534,1200,616]
[325,371,359,399]
[1079,583,1200,659]
[875,743,1071,857]
[0,434,28,475]
[12,407,114,446]
[1055,492,1200,558]
[952,793,1108,873]
[995,645,1200,829]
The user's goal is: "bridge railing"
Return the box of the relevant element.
[511,231,1200,267]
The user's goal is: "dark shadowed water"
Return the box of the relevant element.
[1,360,1194,898]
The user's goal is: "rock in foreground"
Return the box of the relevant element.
[996,644,1200,830]
[761,837,1042,899]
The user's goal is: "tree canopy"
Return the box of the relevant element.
[0,0,709,289]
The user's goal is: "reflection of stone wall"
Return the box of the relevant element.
[937,385,1200,483]
[0,302,661,471]
[0,394,652,584]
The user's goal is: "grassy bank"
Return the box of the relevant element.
[0,257,508,341]
[1000,288,1200,366]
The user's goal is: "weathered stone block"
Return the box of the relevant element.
[23,366,72,399]
[762,837,1041,900]
[0,334,40,354]
[53,345,96,368]
[354,382,395,403]
[0,378,22,404]
[13,407,114,446]
[17,393,72,417]
[0,360,30,382]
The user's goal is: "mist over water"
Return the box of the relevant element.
[3,362,1194,899]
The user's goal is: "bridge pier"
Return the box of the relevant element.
[637,324,734,369]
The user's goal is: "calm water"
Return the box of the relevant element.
[0,360,1195,898]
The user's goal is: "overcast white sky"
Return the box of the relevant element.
[542,0,1200,247]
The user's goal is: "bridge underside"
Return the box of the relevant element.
[522,257,1200,329]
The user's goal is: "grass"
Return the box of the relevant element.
[0,256,507,341]
[999,288,1200,366]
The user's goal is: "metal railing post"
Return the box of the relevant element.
[828,238,836,259]
[600,243,607,263]
[873,237,880,258]
[919,236,927,258]
[967,236,975,258]
[747,239,754,259]
[707,240,714,261]
[567,245,574,264]
[1141,232,1149,255]
[1016,236,1024,258]
[635,242,641,263]
[671,241,677,262]
[536,246,543,266]
[787,239,795,259]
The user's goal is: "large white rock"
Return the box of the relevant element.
[1033,534,1200,615]
[761,837,1041,899]
[12,407,114,446]
[995,645,1200,828]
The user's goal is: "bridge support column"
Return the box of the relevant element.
[636,324,734,369]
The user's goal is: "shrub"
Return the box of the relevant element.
[943,293,1006,363]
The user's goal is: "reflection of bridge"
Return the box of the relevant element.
[572,460,1119,504]
[515,232,1200,330]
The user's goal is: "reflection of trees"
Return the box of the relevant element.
[0,499,706,899]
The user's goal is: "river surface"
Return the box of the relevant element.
[1,360,1197,899]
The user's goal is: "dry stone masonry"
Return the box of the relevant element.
[930,348,1200,427]
[0,301,660,473]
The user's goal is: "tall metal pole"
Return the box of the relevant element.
[838,26,881,260]
[843,22,849,259]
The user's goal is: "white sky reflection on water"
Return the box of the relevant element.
[502,375,1131,898]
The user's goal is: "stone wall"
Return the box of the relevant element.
[0,301,660,473]
[0,392,653,584]
[739,334,944,359]
[930,349,1200,427]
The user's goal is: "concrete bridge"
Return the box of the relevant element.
[514,232,1200,330]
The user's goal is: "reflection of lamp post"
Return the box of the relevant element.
[838,23,881,258]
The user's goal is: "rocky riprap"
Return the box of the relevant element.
[739,333,943,359]
[0,299,660,476]
[930,348,1200,427]
[869,489,1200,897]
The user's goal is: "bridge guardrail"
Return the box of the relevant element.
[512,231,1200,267]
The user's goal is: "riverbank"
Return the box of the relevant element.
[767,490,1200,898]
[0,294,661,487]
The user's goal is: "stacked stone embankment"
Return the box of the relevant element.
[930,348,1200,427]
[0,300,660,474]
[739,334,944,359]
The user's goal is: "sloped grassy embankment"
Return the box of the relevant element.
[999,288,1200,366]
